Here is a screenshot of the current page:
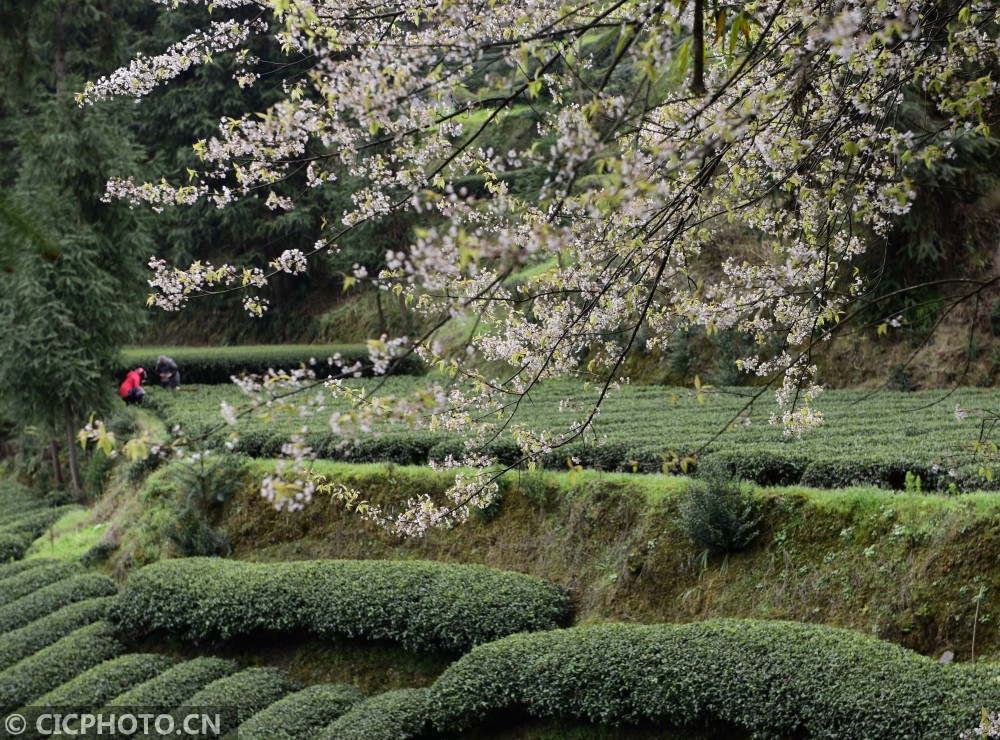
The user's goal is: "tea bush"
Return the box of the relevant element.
[117,344,423,384]
[35,653,172,706]
[0,574,117,634]
[0,558,49,580]
[108,657,238,707]
[317,688,430,740]
[0,532,32,562]
[0,621,122,706]
[236,683,365,740]
[0,503,45,527]
[184,667,296,734]
[0,505,78,537]
[0,561,81,607]
[79,541,118,566]
[112,558,572,652]
[426,620,1000,738]
[0,480,44,521]
[151,381,993,490]
[0,506,80,562]
[0,596,112,670]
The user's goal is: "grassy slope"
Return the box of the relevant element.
[223,461,1000,664]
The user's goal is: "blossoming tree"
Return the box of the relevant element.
[81,0,1000,533]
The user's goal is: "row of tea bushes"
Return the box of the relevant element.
[0,558,50,580]
[0,596,113,671]
[0,480,46,520]
[420,620,1000,739]
[185,667,296,735]
[108,656,238,707]
[237,684,365,740]
[33,653,172,706]
[0,621,123,707]
[0,561,81,607]
[0,480,76,561]
[318,688,431,740]
[111,558,572,652]
[152,380,994,490]
[0,555,369,738]
[118,344,424,384]
[0,573,117,632]
[230,430,968,492]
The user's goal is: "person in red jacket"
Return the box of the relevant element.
[119,367,146,405]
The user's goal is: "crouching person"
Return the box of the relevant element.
[119,367,146,405]
[155,355,181,389]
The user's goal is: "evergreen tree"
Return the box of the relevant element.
[0,0,151,496]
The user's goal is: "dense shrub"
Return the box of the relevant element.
[184,667,296,734]
[680,465,760,555]
[0,506,80,563]
[35,653,172,706]
[317,688,430,740]
[324,432,447,465]
[0,505,78,538]
[426,620,1000,738]
[0,532,32,562]
[0,500,48,527]
[80,541,118,566]
[117,344,423,384]
[0,557,50,580]
[164,508,230,558]
[0,621,122,706]
[0,478,34,498]
[108,657,238,707]
[705,451,808,487]
[0,596,113,670]
[0,561,82,607]
[0,574,117,634]
[236,683,365,740]
[112,558,572,652]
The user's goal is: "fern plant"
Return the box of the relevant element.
[680,464,760,555]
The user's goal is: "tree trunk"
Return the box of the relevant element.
[50,436,64,489]
[692,0,706,96]
[65,412,82,501]
[375,289,387,335]
[397,291,410,333]
[53,2,66,94]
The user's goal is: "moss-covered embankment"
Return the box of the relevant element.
[224,462,1000,662]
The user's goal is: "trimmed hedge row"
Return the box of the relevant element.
[184,667,296,734]
[112,558,572,653]
[226,429,961,492]
[235,429,453,465]
[118,344,423,384]
[0,505,78,538]
[0,533,32,563]
[0,506,81,562]
[0,574,118,635]
[0,621,122,707]
[0,499,50,527]
[35,653,172,706]
[0,558,50,580]
[236,683,365,740]
[0,596,113,671]
[318,688,430,740]
[0,561,82,607]
[425,620,1000,738]
[108,657,238,707]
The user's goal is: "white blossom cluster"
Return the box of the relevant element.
[962,711,1000,738]
[82,0,1000,532]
